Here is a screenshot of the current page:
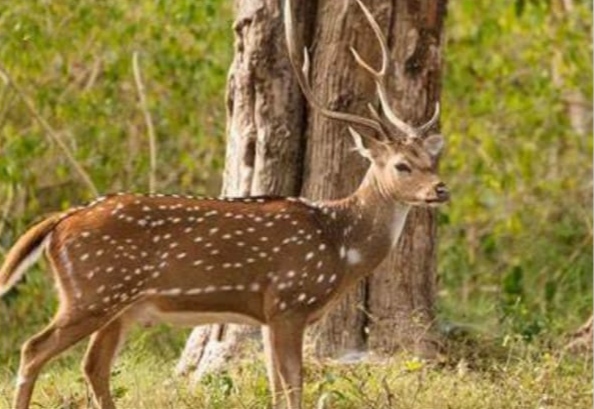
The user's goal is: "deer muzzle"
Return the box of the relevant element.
[432,182,450,203]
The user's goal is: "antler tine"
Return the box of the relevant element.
[283,0,385,135]
[367,103,382,123]
[363,103,392,142]
[416,102,440,134]
[351,0,419,139]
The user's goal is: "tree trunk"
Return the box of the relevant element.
[301,0,389,358]
[305,0,447,359]
[176,0,313,378]
[367,0,447,358]
[178,0,448,378]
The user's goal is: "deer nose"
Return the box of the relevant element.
[434,182,450,202]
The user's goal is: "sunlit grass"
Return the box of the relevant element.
[0,331,590,409]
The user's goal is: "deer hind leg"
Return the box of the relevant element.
[13,311,110,409]
[82,317,128,409]
[263,318,306,409]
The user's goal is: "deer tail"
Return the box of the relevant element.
[0,213,64,297]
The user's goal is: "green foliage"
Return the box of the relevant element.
[439,0,592,339]
[0,0,231,214]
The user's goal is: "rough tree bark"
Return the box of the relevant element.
[177,0,448,378]
[368,0,447,357]
[303,0,447,359]
[176,0,313,379]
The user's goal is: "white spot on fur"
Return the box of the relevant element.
[59,242,83,299]
[346,248,362,265]
[187,288,203,295]
[162,288,182,296]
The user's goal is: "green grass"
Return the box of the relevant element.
[0,329,590,409]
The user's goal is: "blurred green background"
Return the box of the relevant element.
[0,0,591,372]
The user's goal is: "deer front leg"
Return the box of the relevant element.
[263,318,306,409]
[82,318,128,409]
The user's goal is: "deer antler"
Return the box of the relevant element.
[284,0,439,142]
[283,0,387,138]
[416,102,440,133]
[350,0,440,139]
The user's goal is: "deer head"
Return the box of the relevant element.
[284,0,449,207]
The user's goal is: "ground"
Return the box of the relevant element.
[0,324,590,409]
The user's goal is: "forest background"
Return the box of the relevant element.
[0,0,591,408]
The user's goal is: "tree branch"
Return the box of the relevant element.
[0,64,98,197]
[132,51,157,194]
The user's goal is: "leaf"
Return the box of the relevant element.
[404,358,424,372]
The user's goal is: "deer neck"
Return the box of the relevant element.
[316,168,411,277]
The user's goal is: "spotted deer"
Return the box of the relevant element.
[0,1,448,408]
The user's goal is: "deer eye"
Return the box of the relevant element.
[395,163,412,173]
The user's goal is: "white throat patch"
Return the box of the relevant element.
[390,204,411,247]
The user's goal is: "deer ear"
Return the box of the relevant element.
[423,133,444,157]
[348,127,386,161]
[348,127,373,160]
